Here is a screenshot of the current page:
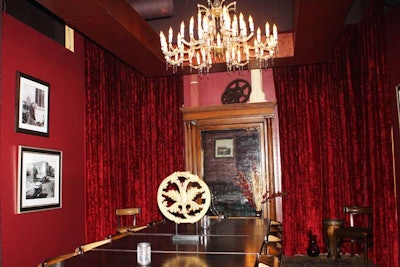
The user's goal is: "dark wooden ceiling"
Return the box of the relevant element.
[36,0,353,77]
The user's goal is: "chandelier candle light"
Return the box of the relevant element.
[159,0,278,74]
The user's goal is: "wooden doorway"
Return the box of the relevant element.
[182,102,278,219]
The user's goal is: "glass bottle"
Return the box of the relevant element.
[307,231,320,257]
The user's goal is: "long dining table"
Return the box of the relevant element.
[58,217,270,267]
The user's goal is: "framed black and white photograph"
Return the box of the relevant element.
[215,138,234,158]
[15,72,49,136]
[17,146,62,213]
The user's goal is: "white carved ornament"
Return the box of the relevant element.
[157,171,211,224]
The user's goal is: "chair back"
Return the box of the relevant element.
[335,205,373,266]
[344,206,372,230]
[116,207,141,233]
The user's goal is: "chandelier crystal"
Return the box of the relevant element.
[159,0,278,74]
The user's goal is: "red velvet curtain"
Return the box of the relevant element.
[273,1,397,266]
[0,10,2,266]
[84,40,184,242]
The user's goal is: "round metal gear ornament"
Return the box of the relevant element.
[157,171,211,224]
[221,79,252,104]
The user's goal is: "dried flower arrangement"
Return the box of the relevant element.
[234,165,286,211]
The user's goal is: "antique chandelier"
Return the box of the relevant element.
[159,0,278,74]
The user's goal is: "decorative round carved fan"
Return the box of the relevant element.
[221,79,252,104]
[157,172,211,224]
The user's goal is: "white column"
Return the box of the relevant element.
[250,69,266,103]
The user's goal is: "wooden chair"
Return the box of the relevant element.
[269,227,282,239]
[116,207,141,233]
[75,238,111,254]
[37,251,78,267]
[265,220,283,258]
[269,220,282,227]
[259,233,282,267]
[258,255,280,267]
[267,234,281,243]
[334,206,373,266]
[265,234,282,258]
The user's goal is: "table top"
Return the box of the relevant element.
[136,217,270,237]
[97,233,265,254]
[62,250,259,266]
[57,217,270,267]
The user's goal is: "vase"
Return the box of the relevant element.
[255,210,262,217]
[323,219,344,260]
[306,234,320,257]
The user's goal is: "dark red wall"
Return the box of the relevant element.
[385,6,400,265]
[0,14,85,266]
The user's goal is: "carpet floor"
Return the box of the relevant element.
[281,254,379,267]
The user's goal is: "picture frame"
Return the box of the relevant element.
[215,138,234,158]
[15,72,50,136]
[17,146,62,213]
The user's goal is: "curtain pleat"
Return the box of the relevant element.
[84,40,184,242]
[0,10,2,266]
[274,1,396,266]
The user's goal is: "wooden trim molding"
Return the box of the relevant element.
[181,102,278,219]
[182,102,276,121]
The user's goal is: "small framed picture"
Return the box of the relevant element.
[215,138,234,158]
[15,72,49,136]
[17,146,62,213]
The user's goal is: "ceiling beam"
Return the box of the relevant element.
[275,0,353,66]
[36,0,167,77]
[36,0,353,76]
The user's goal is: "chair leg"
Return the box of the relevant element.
[350,240,354,256]
[364,237,368,267]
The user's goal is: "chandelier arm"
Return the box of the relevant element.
[165,44,182,54]
[181,39,204,48]
[225,1,236,12]
[233,32,255,43]
[160,0,278,74]
[229,60,249,67]
[189,63,207,70]
[197,4,209,13]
